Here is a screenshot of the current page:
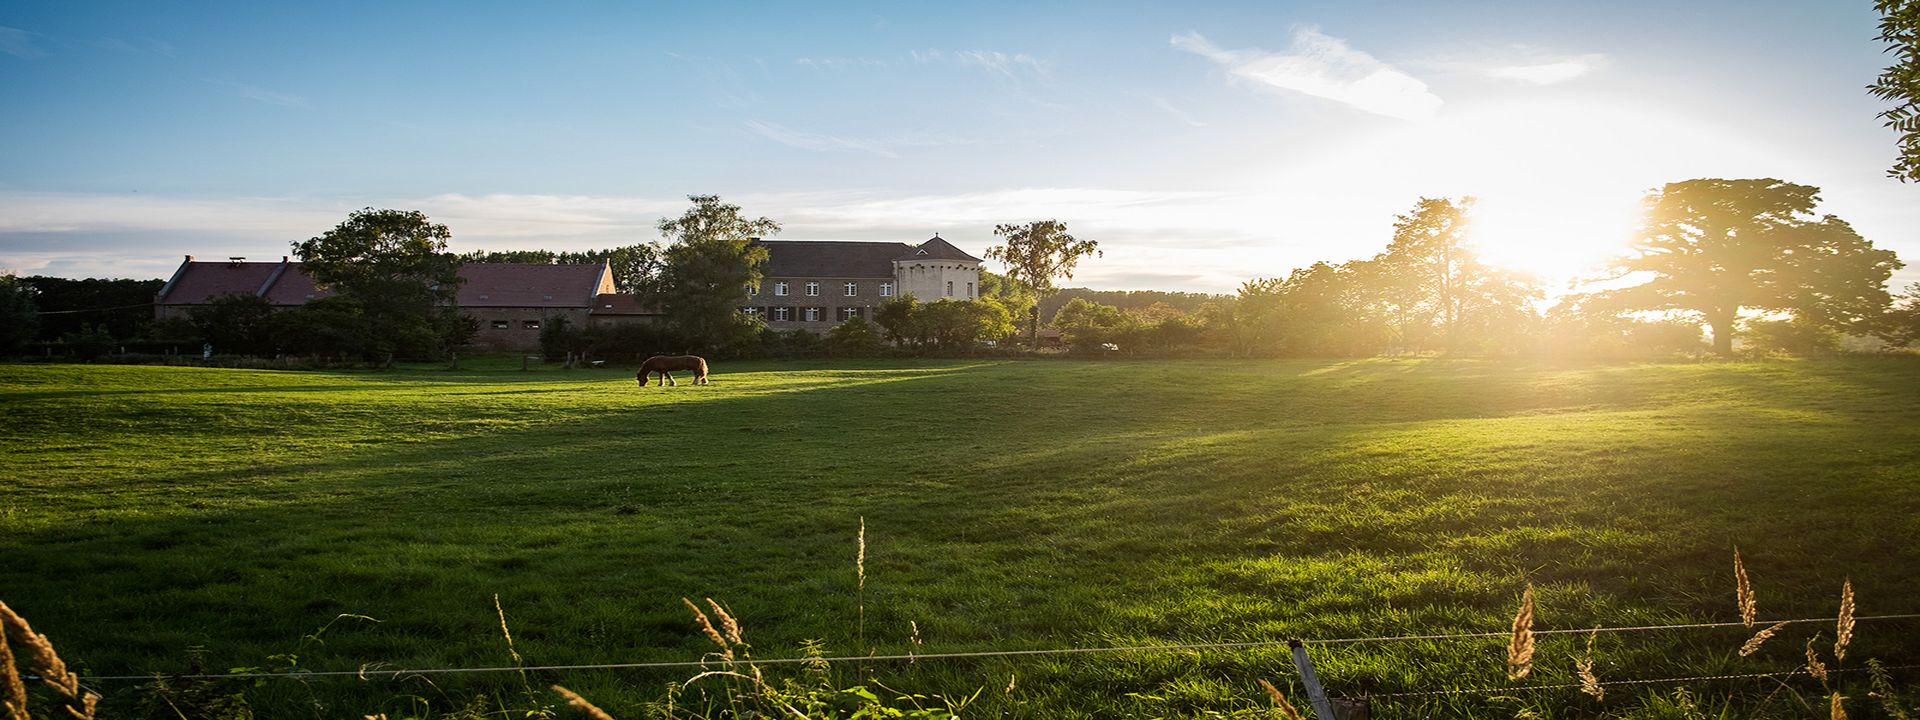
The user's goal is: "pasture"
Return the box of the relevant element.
[2,357,1919,717]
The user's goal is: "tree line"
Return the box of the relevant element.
[1041,179,1913,359]
[2,179,1916,362]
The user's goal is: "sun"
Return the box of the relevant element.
[1465,191,1639,291]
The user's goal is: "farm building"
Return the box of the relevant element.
[153,256,624,351]
[748,235,983,332]
[152,234,980,350]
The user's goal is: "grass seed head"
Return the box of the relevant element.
[1831,691,1847,720]
[552,685,617,720]
[493,594,524,668]
[0,601,95,719]
[1807,636,1830,683]
[1576,627,1603,700]
[2,623,26,720]
[1739,621,1790,657]
[704,598,742,646]
[1834,579,1855,664]
[1259,679,1309,720]
[1507,584,1537,681]
[681,597,733,661]
[1734,546,1756,628]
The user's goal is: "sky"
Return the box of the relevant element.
[1,1,1915,294]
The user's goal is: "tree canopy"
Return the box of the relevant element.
[1588,179,1902,355]
[292,208,470,359]
[656,195,778,352]
[984,220,1100,348]
[1872,0,1920,181]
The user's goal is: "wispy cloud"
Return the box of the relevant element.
[1171,28,1441,122]
[796,56,890,70]
[211,80,309,108]
[1145,95,1206,127]
[0,26,46,60]
[1485,53,1606,85]
[1416,47,1608,86]
[953,50,1048,78]
[743,120,964,158]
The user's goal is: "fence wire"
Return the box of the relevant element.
[57,612,1920,683]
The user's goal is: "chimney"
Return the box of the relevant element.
[184,254,194,262]
[228,256,246,267]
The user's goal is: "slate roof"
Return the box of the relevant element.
[757,236,981,278]
[894,235,983,262]
[155,258,613,309]
[755,240,913,279]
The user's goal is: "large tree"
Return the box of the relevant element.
[1872,0,1920,182]
[292,208,468,359]
[656,195,778,352]
[1598,179,1903,356]
[1368,197,1539,353]
[984,219,1100,349]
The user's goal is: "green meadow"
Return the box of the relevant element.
[3,358,1919,717]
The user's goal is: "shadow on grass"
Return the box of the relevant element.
[3,357,1919,715]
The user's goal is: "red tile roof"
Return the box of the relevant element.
[156,260,284,304]
[456,263,611,307]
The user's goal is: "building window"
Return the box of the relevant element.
[841,307,860,321]
[805,281,819,297]
[844,282,858,296]
[773,307,790,321]
[747,284,759,297]
[523,320,541,329]
[945,281,954,297]
[491,320,509,329]
[774,281,789,296]
[880,282,894,297]
[803,307,820,322]
[743,307,761,317]
[967,281,974,298]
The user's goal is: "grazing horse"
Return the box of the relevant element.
[638,354,709,387]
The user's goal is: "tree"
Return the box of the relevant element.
[826,316,885,357]
[1595,179,1903,355]
[656,195,778,352]
[0,272,38,354]
[1882,282,1920,346]
[1051,298,1135,351]
[1871,0,1920,181]
[874,295,923,347]
[984,220,1101,349]
[21,276,162,341]
[189,293,276,356]
[292,208,468,359]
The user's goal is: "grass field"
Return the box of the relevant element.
[4,357,1920,718]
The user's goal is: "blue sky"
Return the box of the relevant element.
[2,1,1914,292]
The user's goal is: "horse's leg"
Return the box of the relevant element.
[666,371,676,386]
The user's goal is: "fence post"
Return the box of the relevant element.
[1290,640,1337,720]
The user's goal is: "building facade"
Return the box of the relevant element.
[153,256,616,352]
[750,236,982,332]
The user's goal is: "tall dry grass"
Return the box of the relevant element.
[0,600,98,720]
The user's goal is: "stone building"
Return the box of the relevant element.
[153,255,616,352]
[749,236,982,332]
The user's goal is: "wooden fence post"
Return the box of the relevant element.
[1290,640,1336,720]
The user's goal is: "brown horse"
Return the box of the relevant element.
[638,355,709,387]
